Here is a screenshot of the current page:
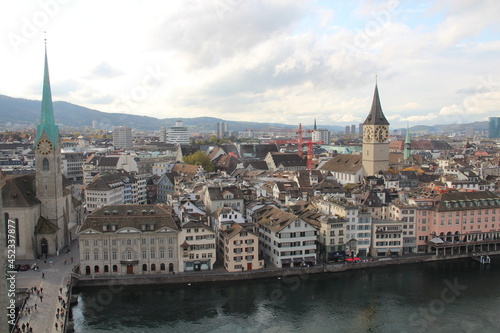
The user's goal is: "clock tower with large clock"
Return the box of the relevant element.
[362,83,390,176]
[34,43,67,254]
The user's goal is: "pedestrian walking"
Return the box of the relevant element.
[42,272,45,279]
[71,257,73,263]
[59,287,62,294]
[64,259,67,265]
[55,322,58,330]
[40,295,43,302]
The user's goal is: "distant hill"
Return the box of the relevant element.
[0,94,486,133]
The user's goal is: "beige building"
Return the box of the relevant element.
[371,220,403,257]
[220,222,263,272]
[78,204,180,276]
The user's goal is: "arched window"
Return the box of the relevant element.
[85,266,91,275]
[42,158,49,171]
[169,263,174,272]
[94,265,100,273]
[104,265,109,273]
[151,264,156,271]
[142,264,147,271]
[112,265,118,273]
[160,263,166,271]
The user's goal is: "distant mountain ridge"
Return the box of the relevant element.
[0,94,487,133]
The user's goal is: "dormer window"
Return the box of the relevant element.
[111,225,117,231]
[127,210,133,215]
[112,210,118,215]
[103,225,108,231]
[150,210,155,215]
[104,211,110,215]
[142,210,148,215]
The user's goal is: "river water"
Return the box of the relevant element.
[72,259,500,332]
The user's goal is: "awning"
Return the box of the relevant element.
[304,256,315,262]
[377,248,388,252]
[293,258,303,262]
[390,248,399,252]
[281,259,291,264]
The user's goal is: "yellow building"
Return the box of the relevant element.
[220,223,263,272]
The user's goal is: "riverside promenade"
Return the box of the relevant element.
[75,250,500,288]
[14,240,79,333]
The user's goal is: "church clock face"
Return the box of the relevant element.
[363,127,374,142]
[374,126,389,143]
[37,139,53,155]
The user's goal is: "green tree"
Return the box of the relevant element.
[183,150,215,172]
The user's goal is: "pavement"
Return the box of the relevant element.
[13,240,79,333]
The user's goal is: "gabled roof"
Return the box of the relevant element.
[319,154,363,174]
[269,153,306,167]
[2,174,40,207]
[206,186,244,201]
[220,222,257,240]
[35,216,59,234]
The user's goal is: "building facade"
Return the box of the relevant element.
[113,126,133,149]
[78,204,180,276]
[167,120,190,145]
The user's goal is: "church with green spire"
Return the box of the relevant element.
[1,44,82,259]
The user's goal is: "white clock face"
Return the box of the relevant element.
[37,139,53,155]
[374,126,388,143]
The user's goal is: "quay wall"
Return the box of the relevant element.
[74,252,500,288]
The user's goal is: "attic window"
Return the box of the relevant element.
[127,210,133,215]
[142,210,148,215]
[112,210,118,215]
[103,225,108,231]
[104,211,110,215]
[150,210,156,215]
[111,225,117,231]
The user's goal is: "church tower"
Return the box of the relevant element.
[404,124,411,160]
[362,83,390,176]
[35,43,67,254]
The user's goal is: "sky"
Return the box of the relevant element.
[1,0,500,129]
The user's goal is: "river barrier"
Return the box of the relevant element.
[74,251,500,288]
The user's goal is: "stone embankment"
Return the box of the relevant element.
[75,251,500,288]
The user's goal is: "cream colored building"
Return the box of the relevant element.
[78,204,180,276]
[220,222,263,272]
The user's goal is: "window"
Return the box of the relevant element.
[103,251,109,260]
[42,158,49,171]
[150,238,155,245]
[168,238,173,244]
[142,251,147,259]
[84,240,89,247]
[112,251,117,260]
[85,252,90,261]
[160,249,165,259]
[151,250,156,259]
[103,239,108,246]
[127,251,132,260]
[168,249,174,259]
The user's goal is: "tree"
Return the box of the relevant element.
[183,150,215,172]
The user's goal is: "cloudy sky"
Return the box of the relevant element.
[1,0,500,128]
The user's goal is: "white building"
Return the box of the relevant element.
[113,126,133,149]
[167,120,190,145]
[179,221,216,272]
[254,205,317,268]
[312,129,331,145]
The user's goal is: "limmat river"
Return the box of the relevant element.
[72,259,499,333]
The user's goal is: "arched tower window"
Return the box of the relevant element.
[42,158,49,171]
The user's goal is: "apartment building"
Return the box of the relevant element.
[220,222,263,272]
[254,205,317,268]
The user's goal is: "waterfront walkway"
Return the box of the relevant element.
[14,240,79,333]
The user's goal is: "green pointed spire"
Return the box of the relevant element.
[404,123,411,160]
[36,43,59,145]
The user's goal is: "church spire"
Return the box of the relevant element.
[363,83,389,125]
[36,42,59,145]
[404,123,411,160]
[313,118,317,130]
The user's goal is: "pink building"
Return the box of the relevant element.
[415,191,500,252]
